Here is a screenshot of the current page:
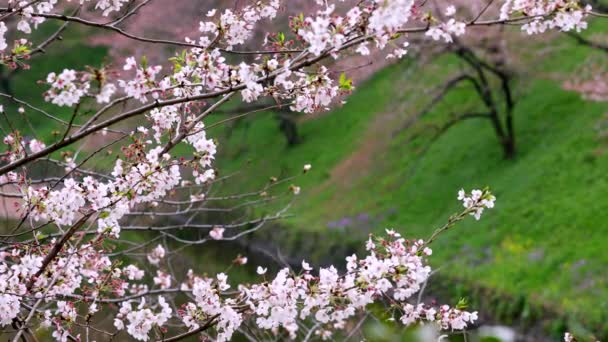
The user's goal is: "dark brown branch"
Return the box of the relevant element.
[25,213,92,290]
[1,9,302,56]
[394,73,481,134]
[566,31,608,52]
[160,315,220,342]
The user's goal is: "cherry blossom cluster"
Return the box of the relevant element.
[288,66,339,113]
[114,297,172,341]
[44,69,90,107]
[0,0,596,125]
[0,191,494,342]
[12,94,218,239]
[0,241,173,341]
[22,149,181,236]
[7,0,130,37]
[231,232,478,341]
[120,57,162,103]
[17,135,198,242]
[129,46,342,114]
[294,0,417,56]
[11,0,59,34]
[121,229,482,341]
[457,188,496,220]
[1,131,45,162]
[426,8,467,43]
[184,121,217,184]
[499,0,592,34]
[0,170,19,185]
[2,132,24,162]
[564,331,600,342]
[400,303,478,330]
[44,68,117,106]
[197,1,280,49]
[161,48,229,99]
[0,242,112,330]
[0,22,7,51]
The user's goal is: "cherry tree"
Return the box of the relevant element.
[0,0,603,341]
[396,35,520,159]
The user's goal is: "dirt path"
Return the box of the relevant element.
[323,110,402,192]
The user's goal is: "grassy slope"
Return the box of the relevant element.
[214,23,608,335]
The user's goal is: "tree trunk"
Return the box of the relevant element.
[502,137,516,159]
[0,66,13,96]
[277,113,300,146]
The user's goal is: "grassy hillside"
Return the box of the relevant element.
[213,22,608,337]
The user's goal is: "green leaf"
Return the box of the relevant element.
[456,297,469,310]
[339,72,353,91]
[13,45,31,55]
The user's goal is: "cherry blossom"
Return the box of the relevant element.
[44,69,89,107]
[500,0,591,34]
[153,271,172,290]
[28,139,45,154]
[458,188,496,220]
[426,19,467,43]
[0,22,7,51]
[96,82,117,104]
[209,226,225,240]
[564,332,575,341]
[0,294,20,325]
[147,245,166,266]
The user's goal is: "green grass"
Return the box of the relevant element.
[211,22,608,337]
